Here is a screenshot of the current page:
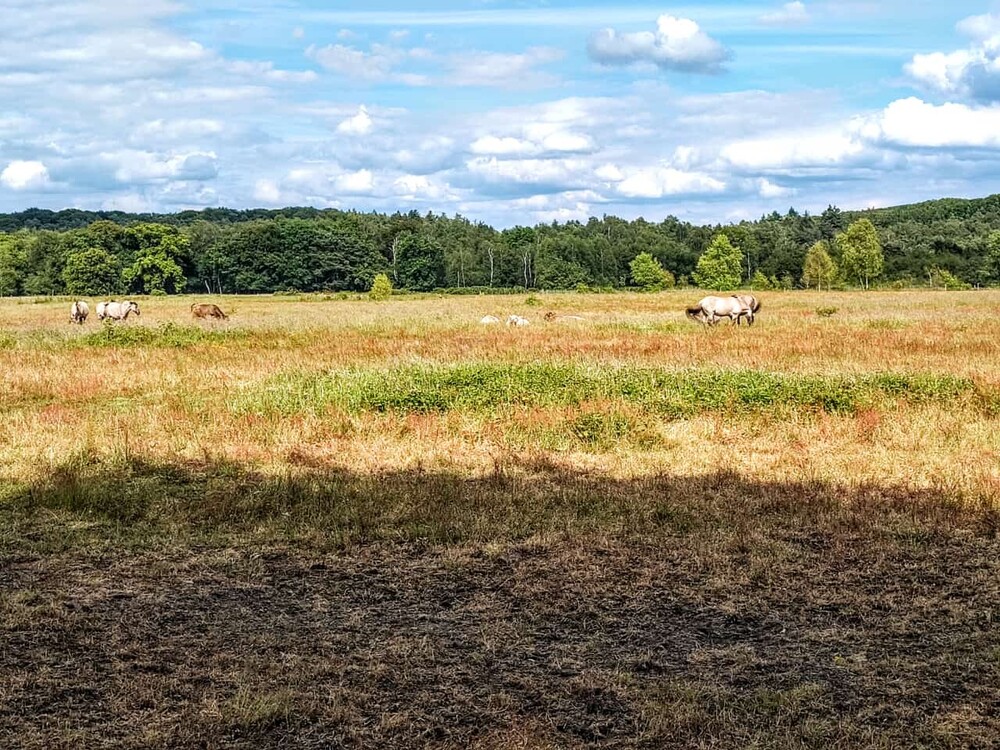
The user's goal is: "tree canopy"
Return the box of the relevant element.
[693,235,742,290]
[1,192,999,296]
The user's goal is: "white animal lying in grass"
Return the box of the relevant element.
[480,315,501,324]
[506,315,530,327]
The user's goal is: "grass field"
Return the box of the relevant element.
[2,290,999,748]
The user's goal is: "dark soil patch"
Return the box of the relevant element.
[3,530,999,749]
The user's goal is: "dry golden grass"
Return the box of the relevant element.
[1,290,998,507]
[3,290,1000,748]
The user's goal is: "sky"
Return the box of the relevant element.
[3,0,1000,226]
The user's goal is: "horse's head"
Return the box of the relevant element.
[128,301,141,316]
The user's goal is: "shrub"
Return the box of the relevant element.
[815,307,838,318]
[630,252,674,292]
[369,273,393,301]
[693,235,742,290]
[927,267,970,291]
[750,271,774,291]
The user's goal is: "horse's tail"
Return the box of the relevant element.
[685,306,702,319]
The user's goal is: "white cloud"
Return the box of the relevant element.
[470,129,594,157]
[337,105,374,135]
[956,13,1000,41]
[464,156,593,188]
[392,173,452,201]
[1,160,51,190]
[335,169,374,194]
[906,13,1000,101]
[101,193,153,213]
[253,178,283,204]
[858,97,1000,148]
[225,60,318,84]
[615,166,726,198]
[132,118,225,143]
[445,47,563,88]
[588,15,730,73]
[760,2,810,26]
[757,178,795,199]
[107,150,219,183]
[722,130,865,170]
[306,43,402,80]
[470,136,537,156]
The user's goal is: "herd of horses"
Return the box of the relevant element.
[66,295,761,327]
[68,300,227,324]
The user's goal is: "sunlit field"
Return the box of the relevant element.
[3,290,1000,748]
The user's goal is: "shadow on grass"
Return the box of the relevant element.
[4,454,998,553]
[3,457,1000,748]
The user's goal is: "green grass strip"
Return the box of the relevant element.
[233,363,978,418]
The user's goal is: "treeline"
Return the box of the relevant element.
[2,194,1000,297]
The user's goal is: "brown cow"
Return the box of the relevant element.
[191,302,228,320]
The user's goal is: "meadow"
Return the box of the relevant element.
[2,290,999,748]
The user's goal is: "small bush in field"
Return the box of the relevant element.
[369,273,393,301]
[815,307,838,317]
[524,295,541,306]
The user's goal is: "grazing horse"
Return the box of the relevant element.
[97,300,140,321]
[191,302,228,320]
[69,300,89,324]
[686,296,751,326]
[732,294,761,326]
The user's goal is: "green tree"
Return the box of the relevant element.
[0,234,28,296]
[629,252,674,291]
[396,232,445,291]
[749,270,773,291]
[62,247,122,296]
[985,231,1000,285]
[802,240,838,290]
[837,219,883,290]
[369,272,393,300]
[123,250,186,294]
[693,234,742,290]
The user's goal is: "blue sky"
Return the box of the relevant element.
[3,0,1000,226]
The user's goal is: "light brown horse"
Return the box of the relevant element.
[191,302,228,320]
[686,296,751,326]
[732,294,761,326]
[96,300,140,321]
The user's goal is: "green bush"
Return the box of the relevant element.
[630,252,675,292]
[368,273,393,301]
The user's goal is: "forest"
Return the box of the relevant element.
[2,192,1000,296]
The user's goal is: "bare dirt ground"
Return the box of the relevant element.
[4,483,999,749]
